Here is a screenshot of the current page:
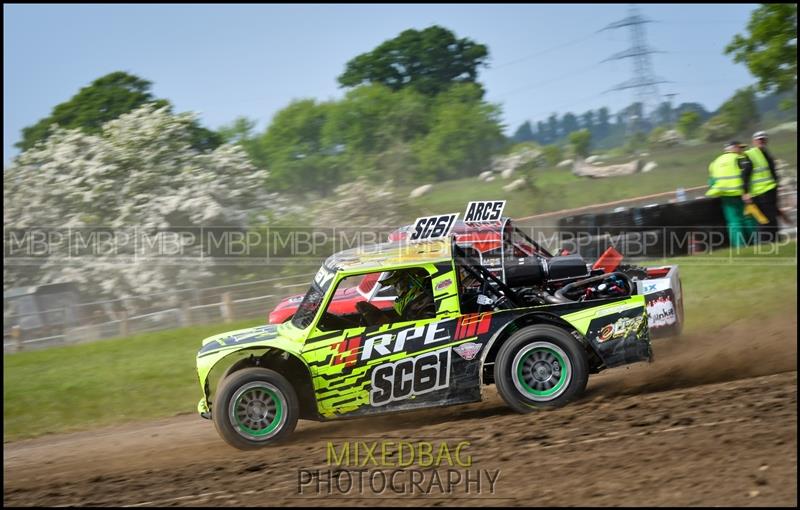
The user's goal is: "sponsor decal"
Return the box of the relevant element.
[370,348,451,406]
[643,283,658,293]
[454,313,493,340]
[435,278,453,291]
[359,322,451,362]
[332,335,362,368]
[646,296,676,327]
[464,201,506,223]
[453,342,482,361]
[597,315,646,343]
[314,266,336,288]
[409,214,459,242]
[483,257,501,267]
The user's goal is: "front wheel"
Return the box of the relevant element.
[213,367,299,450]
[494,325,589,413]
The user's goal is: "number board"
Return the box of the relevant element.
[463,201,506,223]
[408,213,459,242]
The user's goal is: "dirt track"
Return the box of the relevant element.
[4,313,797,507]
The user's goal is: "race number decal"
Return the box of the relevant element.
[408,214,459,242]
[370,348,451,406]
[464,201,505,223]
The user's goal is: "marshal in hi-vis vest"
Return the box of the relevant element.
[744,147,777,197]
[706,152,745,197]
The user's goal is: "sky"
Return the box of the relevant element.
[3,3,759,164]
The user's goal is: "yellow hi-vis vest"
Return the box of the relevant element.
[706,152,744,197]
[744,147,777,197]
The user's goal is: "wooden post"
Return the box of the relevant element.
[120,310,129,337]
[181,302,192,327]
[221,292,234,323]
[11,325,22,353]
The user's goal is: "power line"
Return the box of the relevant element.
[494,62,604,99]
[491,32,597,70]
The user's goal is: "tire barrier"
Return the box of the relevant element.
[556,197,731,258]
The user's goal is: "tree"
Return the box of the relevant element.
[338,25,489,97]
[725,4,797,97]
[512,121,535,143]
[560,113,580,137]
[701,115,736,142]
[540,144,563,167]
[596,107,611,138]
[568,129,592,158]
[322,84,428,157]
[676,111,702,140]
[580,110,595,133]
[16,71,221,152]
[4,104,274,301]
[414,83,504,181]
[258,99,337,195]
[654,101,673,126]
[536,121,547,144]
[674,102,711,122]
[547,114,559,142]
[717,87,760,134]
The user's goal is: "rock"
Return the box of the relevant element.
[501,168,515,179]
[766,121,797,134]
[573,159,641,178]
[642,161,658,173]
[478,170,493,181]
[503,178,526,192]
[556,159,574,169]
[585,155,602,164]
[486,176,495,182]
[639,152,650,157]
[656,129,684,147]
[409,184,432,198]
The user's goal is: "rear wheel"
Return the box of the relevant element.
[494,325,589,413]
[213,367,299,450]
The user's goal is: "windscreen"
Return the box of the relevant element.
[291,265,336,329]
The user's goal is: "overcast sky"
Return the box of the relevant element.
[4,3,758,164]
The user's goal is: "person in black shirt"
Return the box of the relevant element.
[743,131,781,243]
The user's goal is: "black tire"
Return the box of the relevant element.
[213,367,299,450]
[494,325,589,413]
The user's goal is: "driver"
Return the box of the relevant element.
[357,269,435,325]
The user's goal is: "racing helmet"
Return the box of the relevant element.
[378,270,424,294]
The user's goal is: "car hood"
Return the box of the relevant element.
[198,324,282,357]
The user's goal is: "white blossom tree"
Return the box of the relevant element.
[4,104,278,304]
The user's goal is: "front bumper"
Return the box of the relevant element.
[197,398,211,420]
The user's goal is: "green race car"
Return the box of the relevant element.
[196,236,652,450]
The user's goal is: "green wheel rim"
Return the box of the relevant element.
[230,382,285,440]
[512,342,571,401]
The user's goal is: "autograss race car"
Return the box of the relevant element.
[196,219,656,450]
[269,217,684,338]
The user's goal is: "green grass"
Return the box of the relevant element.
[404,130,797,218]
[3,242,796,441]
[655,240,797,332]
[3,319,262,442]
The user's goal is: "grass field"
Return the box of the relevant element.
[3,241,796,441]
[405,130,797,218]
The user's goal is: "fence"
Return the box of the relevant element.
[3,274,310,353]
